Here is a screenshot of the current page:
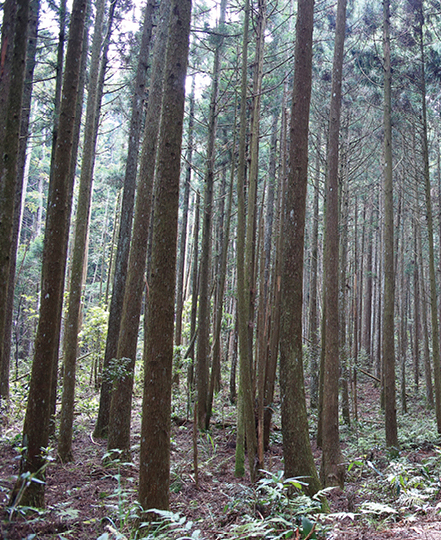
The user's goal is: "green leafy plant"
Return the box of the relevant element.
[139,509,202,539]
[98,450,141,539]
[221,471,323,539]
[7,444,54,520]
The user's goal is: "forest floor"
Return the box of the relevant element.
[1,373,441,539]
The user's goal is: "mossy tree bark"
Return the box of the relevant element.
[207,127,235,428]
[10,0,87,508]
[0,0,30,401]
[58,0,115,462]
[107,0,170,457]
[308,132,321,410]
[320,0,346,489]
[382,0,398,449]
[175,74,195,348]
[263,91,287,451]
[196,0,227,430]
[416,0,441,433]
[187,191,200,392]
[235,0,257,481]
[138,0,191,512]
[94,0,155,439]
[279,0,321,497]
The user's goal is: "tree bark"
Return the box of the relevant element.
[279,0,321,497]
[382,0,398,448]
[187,192,200,393]
[0,0,30,401]
[1,0,39,401]
[107,0,170,456]
[417,0,441,432]
[196,0,227,429]
[207,127,235,428]
[175,74,195,348]
[10,0,87,508]
[235,0,257,481]
[309,133,321,409]
[58,0,114,462]
[138,0,191,512]
[94,0,155,438]
[320,0,346,488]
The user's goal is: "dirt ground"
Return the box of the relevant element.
[1,379,441,539]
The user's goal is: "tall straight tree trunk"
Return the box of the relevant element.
[399,215,408,413]
[58,0,114,462]
[1,0,39,401]
[48,0,72,432]
[352,197,360,406]
[418,220,434,408]
[309,133,321,409]
[235,0,257,481]
[175,74,195,348]
[320,0,346,488]
[263,96,288,450]
[363,198,373,361]
[340,157,350,426]
[196,0,227,429]
[256,112,277,463]
[138,0,191,512]
[94,0,155,438]
[279,0,321,497]
[383,0,398,448]
[247,0,266,469]
[416,0,441,432]
[375,202,383,381]
[187,192,200,392]
[413,218,421,391]
[107,0,170,456]
[10,0,87,508]
[0,0,30,400]
[206,126,236,427]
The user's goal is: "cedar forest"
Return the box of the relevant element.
[2,0,441,538]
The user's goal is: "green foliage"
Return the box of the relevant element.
[222,471,324,539]
[139,509,202,540]
[79,305,109,353]
[7,446,55,520]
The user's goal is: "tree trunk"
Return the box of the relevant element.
[399,220,408,414]
[187,192,200,393]
[263,100,287,451]
[382,0,398,448]
[0,0,30,401]
[10,0,87,508]
[340,150,350,427]
[246,0,266,470]
[279,0,321,497]
[363,198,374,362]
[106,0,170,457]
[206,127,235,428]
[320,0,346,489]
[309,132,321,409]
[138,0,191,512]
[47,0,70,434]
[196,0,227,430]
[58,0,114,462]
[418,220,434,408]
[175,74,195,348]
[413,218,420,392]
[1,0,39,401]
[235,0,257,481]
[94,0,155,439]
[417,0,441,433]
